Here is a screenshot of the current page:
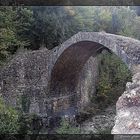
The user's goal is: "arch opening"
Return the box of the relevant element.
[50,41,110,95]
[48,41,130,117]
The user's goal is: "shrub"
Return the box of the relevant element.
[91,51,132,109]
[56,118,81,134]
[0,98,19,134]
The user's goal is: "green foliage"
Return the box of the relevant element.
[0,6,34,64]
[28,6,140,50]
[116,7,139,38]
[56,119,81,134]
[30,6,83,49]
[18,113,41,134]
[0,97,40,134]
[0,98,19,133]
[0,6,140,58]
[92,7,112,32]
[18,114,33,134]
[70,6,140,39]
[94,51,132,107]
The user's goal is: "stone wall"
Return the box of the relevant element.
[0,49,51,115]
[0,48,99,117]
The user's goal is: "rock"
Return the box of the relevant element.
[112,65,140,134]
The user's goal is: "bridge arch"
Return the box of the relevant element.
[49,32,138,70]
[50,41,111,96]
[0,32,139,118]
[49,32,140,97]
[48,32,140,116]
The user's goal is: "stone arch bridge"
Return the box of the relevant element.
[0,32,140,134]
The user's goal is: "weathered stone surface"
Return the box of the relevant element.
[112,65,140,135]
[76,56,99,109]
[0,49,99,116]
[52,32,140,69]
[0,32,140,121]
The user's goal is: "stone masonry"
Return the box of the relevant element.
[0,32,140,134]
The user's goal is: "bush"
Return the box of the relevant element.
[0,98,19,134]
[91,51,132,109]
[18,113,42,134]
[56,118,81,134]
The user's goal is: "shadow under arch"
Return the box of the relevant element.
[48,40,129,117]
[49,41,112,96]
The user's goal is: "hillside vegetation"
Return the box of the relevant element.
[0,6,138,134]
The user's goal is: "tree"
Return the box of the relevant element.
[30,6,83,50]
[0,6,34,64]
